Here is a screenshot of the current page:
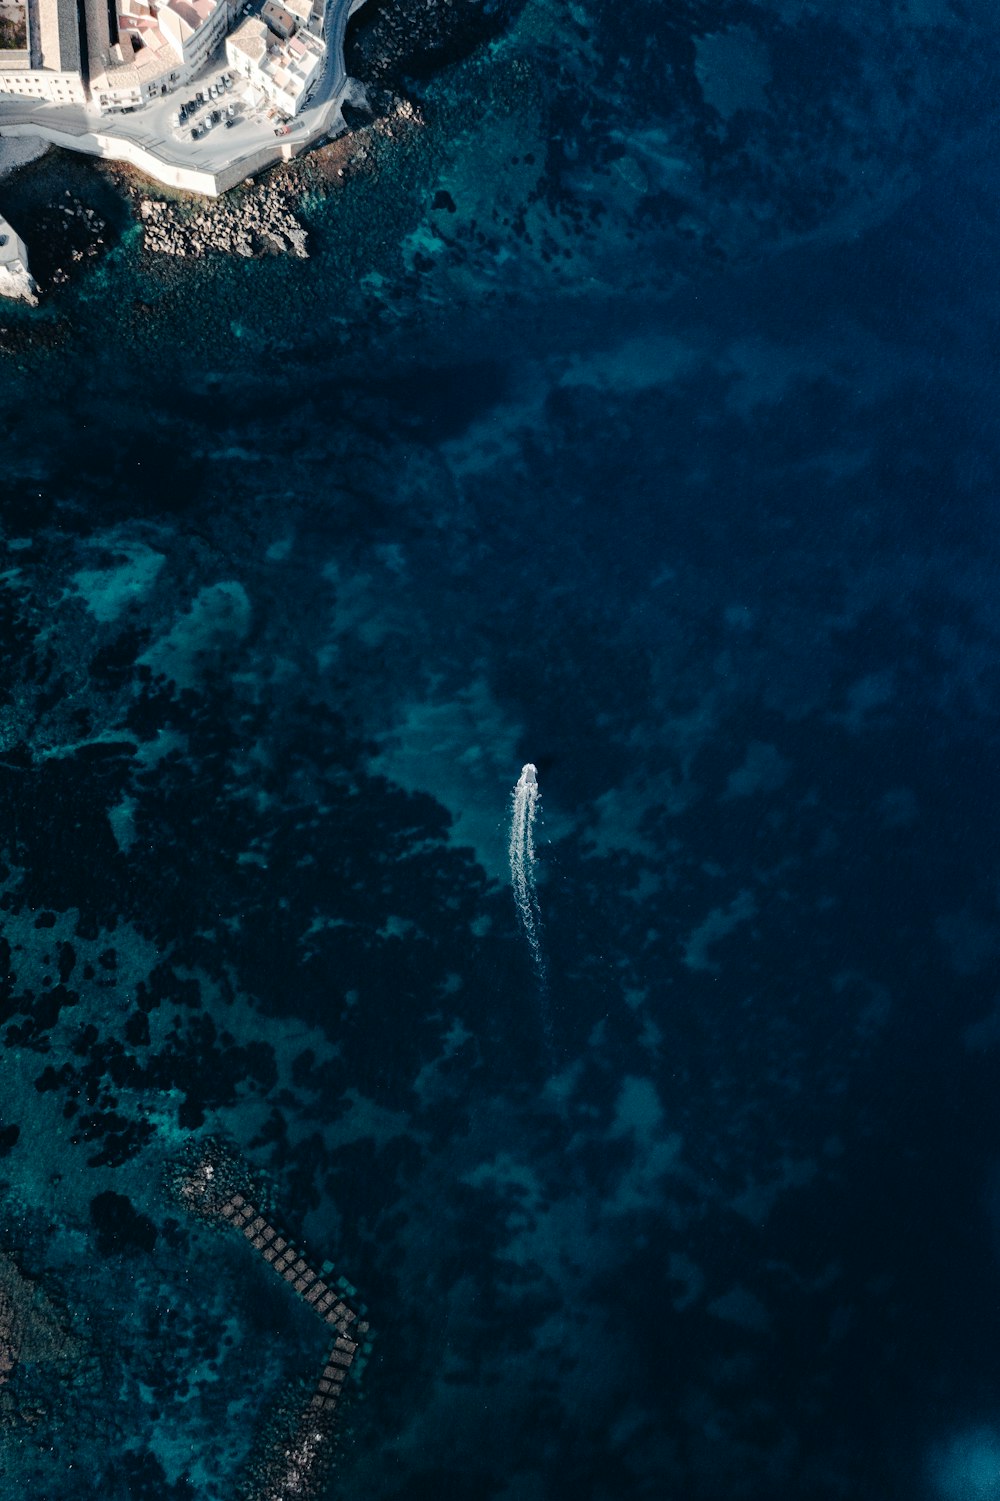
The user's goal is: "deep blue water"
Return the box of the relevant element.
[2,1,1000,1497]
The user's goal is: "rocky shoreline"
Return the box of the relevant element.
[0,92,422,313]
[125,94,421,265]
[0,0,484,304]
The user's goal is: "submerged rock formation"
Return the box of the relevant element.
[45,193,109,288]
[0,1246,80,1407]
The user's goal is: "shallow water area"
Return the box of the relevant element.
[2,1,1000,1498]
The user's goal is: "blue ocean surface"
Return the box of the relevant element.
[2,1,1000,1497]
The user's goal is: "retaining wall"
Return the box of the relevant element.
[0,116,318,194]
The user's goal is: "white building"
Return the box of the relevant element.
[261,29,322,115]
[90,0,228,111]
[225,15,268,88]
[226,10,322,116]
[0,50,87,103]
[283,0,323,37]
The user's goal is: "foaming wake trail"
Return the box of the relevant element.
[510,763,547,992]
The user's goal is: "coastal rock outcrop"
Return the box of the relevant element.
[0,212,37,305]
[0,255,37,306]
[346,0,522,89]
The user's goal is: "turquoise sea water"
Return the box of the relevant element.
[3,1,1000,1497]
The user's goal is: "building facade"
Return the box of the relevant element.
[226,1,322,117]
[0,210,37,302]
[0,53,87,103]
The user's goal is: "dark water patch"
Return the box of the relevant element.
[90,1190,158,1257]
[346,0,525,90]
[0,148,131,293]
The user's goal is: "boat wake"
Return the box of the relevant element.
[509,763,546,992]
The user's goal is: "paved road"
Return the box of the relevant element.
[0,0,359,187]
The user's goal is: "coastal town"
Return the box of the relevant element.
[0,0,367,298]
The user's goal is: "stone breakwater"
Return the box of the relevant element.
[140,183,309,260]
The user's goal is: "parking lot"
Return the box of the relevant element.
[170,68,289,148]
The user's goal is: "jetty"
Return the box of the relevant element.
[170,1141,373,1500]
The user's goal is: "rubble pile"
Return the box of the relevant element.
[140,182,309,260]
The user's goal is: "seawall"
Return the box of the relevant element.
[0,117,319,198]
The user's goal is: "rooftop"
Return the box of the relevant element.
[165,0,216,34]
[38,0,82,73]
[93,25,178,85]
[227,14,268,62]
